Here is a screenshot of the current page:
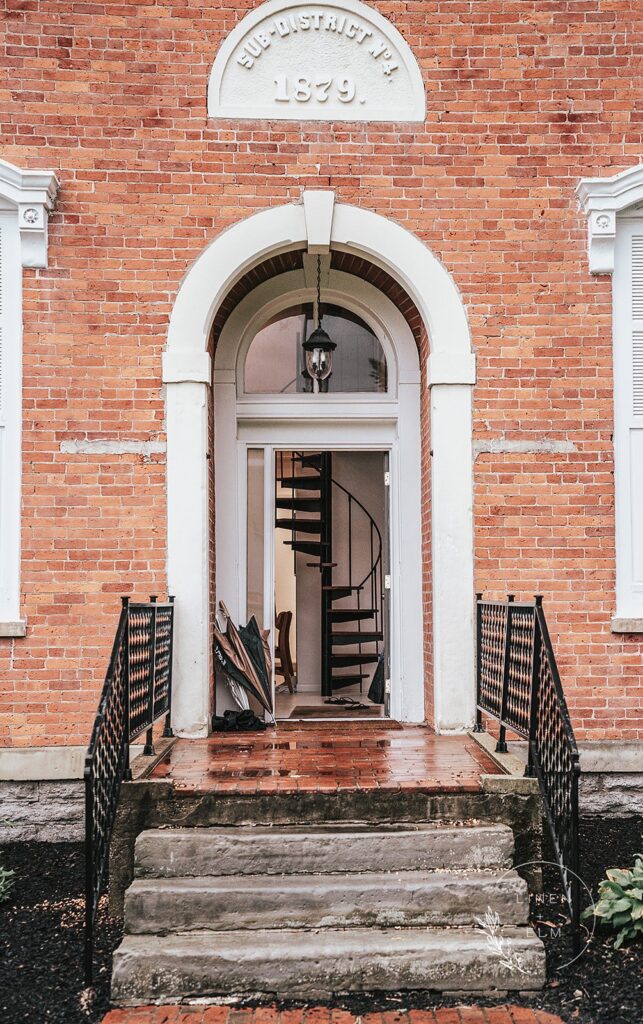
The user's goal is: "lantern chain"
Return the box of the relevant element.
[316,254,322,327]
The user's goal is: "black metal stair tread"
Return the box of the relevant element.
[275,519,322,534]
[278,477,321,490]
[295,454,322,468]
[329,608,376,621]
[323,585,362,595]
[275,498,322,512]
[331,631,384,645]
[331,675,369,689]
[331,653,380,666]
[289,542,324,556]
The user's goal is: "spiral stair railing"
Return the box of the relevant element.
[276,451,383,697]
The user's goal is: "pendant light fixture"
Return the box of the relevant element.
[302,255,336,393]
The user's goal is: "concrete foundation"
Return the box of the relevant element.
[0,780,83,842]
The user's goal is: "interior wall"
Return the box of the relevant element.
[275,537,297,663]
[295,549,321,692]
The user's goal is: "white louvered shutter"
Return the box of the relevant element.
[0,211,23,622]
[614,220,643,617]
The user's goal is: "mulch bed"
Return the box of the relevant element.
[0,816,641,1024]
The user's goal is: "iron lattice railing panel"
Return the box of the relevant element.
[478,601,507,719]
[128,605,155,739]
[476,593,580,951]
[532,612,580,912]
[84,596,174,985]
[505,606,535,735]
[85,612,128,924]
[153,604,173,718]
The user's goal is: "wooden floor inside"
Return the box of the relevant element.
[148,723,502,795]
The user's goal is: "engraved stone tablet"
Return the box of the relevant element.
[208,0,425,122]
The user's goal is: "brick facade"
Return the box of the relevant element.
[1,0,642,746]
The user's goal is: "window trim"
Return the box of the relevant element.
[0,159,58,636]
[577,164,643,631]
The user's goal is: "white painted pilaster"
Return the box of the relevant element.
[430,384,476,731]
[166,381,211,737]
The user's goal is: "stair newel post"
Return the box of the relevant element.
[122,596,133,781]
[525,595,543,779]
[144,595,157,757]
[474,592,484,732]
[163,595,175,738]
[83,748,94,985]
[320,451,333,697]
[570,748,581,954]
[496,593,514,753]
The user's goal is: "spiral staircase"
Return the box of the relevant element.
[275,451,384,696]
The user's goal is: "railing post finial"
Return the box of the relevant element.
[535,594,543,607]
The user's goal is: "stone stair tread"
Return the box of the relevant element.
[135,823,515,878]
[124,868,529,933]
[111,926,546,1003]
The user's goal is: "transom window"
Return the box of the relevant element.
[244,303,388,394]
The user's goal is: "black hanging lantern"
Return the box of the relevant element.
[302,256,336,391]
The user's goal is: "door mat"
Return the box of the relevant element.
[289,704,382,719]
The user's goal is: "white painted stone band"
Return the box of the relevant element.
[60,440,166,456]
[473,440,577,456]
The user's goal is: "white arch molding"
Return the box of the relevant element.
[164,193,476,736]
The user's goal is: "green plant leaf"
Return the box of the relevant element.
[606,869,632,885]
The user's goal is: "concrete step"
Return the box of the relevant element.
[111,925,546,1004]
[134,824,515,879]
[124,868,529,934]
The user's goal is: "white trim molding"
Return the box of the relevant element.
[208,0,426,123]
[0,157,59,269]
[166,194,475,736]
[577,163,643,274]
[215,271,424,724]
[0,159,58,633]
[578,164,643,622]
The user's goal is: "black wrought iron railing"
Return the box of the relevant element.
[476,593,581,952]
[84,595,174,984]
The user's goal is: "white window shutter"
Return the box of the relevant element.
[613,220,643,617]
[0,213,22,624]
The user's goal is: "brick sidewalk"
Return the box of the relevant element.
[103,1006,564,1024]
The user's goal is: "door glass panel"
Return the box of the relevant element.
[246,448,265,624]
[244,304,387,394]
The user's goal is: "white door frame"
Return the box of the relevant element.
[164,192,476,736]
[215,270,422,722]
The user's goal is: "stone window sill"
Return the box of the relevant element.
[0,620,26,638]
[611,617,643,634]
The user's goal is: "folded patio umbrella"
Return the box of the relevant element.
[239,614,273,713]
[214,603,273,716]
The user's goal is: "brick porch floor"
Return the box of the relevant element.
[103,1006,563,1024]
[147,723,502,794]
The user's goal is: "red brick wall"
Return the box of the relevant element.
[1,0,642,745]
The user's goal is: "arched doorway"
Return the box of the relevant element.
[214,265,422,723]
[164,192,476,736]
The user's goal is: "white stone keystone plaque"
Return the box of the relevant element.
[208,0,425,122]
